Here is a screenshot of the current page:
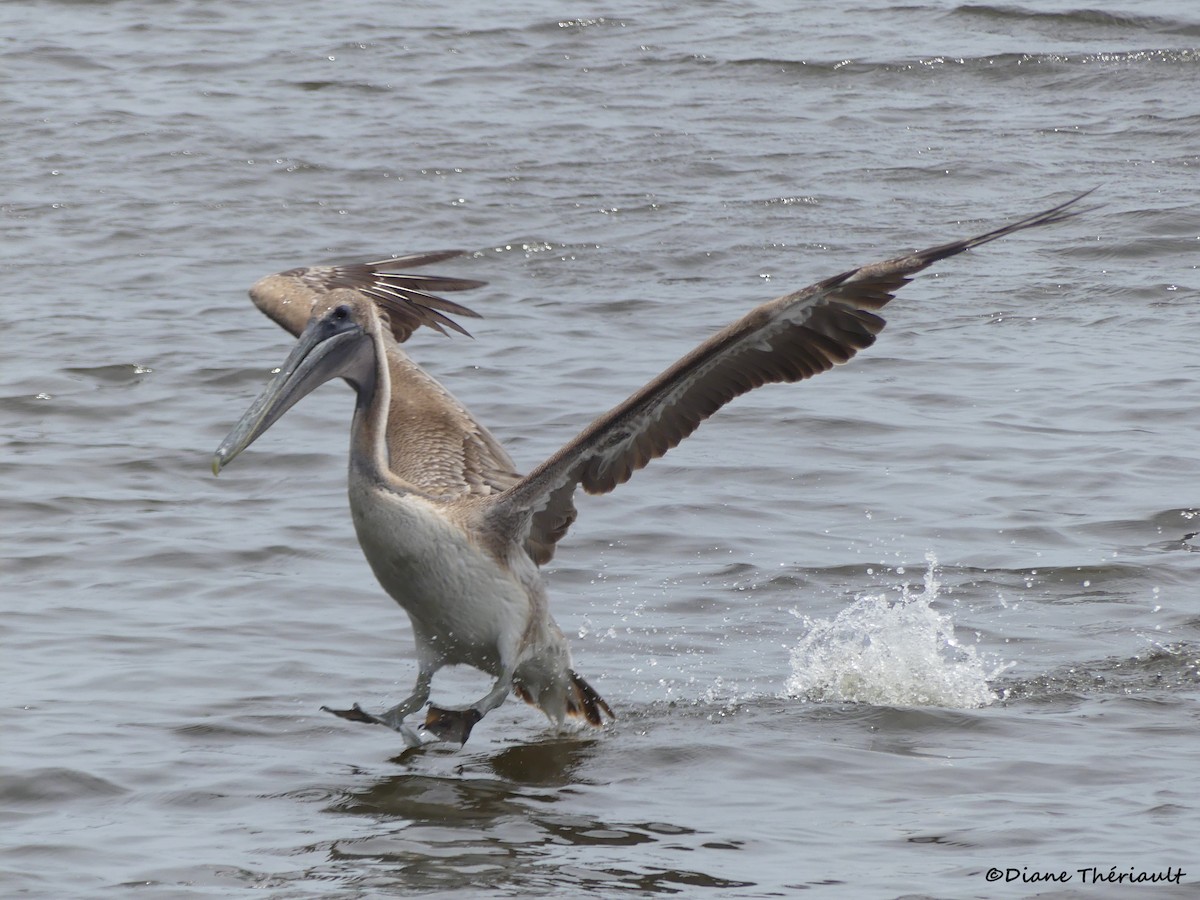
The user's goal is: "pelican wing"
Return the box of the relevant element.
[249,250,485,343]
[494,192,1093,557]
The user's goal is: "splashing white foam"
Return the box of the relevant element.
[783,554,1004,709]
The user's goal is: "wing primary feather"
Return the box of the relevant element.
[363,282,484,318]
[365,250,470,268]
[249,251,486,343]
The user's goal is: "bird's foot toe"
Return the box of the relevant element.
[424,706,483,745]
[322,702,383,725]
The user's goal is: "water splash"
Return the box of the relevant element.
[783,554,1005,709]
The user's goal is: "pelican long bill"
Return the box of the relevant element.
[212,305,367,476]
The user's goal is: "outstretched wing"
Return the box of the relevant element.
[249,250,485,343]
[491,191,1094,558]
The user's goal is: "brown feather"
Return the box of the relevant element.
[249,251,483,344]
[494,191,1095,550]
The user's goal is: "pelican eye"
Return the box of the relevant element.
[332,304,351,322]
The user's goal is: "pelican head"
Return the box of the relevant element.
[213,291,379,475]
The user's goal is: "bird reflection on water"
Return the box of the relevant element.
[322,735,753,894]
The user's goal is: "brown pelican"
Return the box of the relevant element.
[213,193,1089,747]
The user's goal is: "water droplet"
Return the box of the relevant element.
[781,556,1004,708]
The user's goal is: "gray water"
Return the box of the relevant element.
[3,1,1199,897]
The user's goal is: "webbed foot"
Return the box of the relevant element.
[322,703,426,748]
[424,705,483,745]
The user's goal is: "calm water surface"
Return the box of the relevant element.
[3,1,1199,897]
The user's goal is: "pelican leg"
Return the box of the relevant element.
[424,668,514,745]
[321,668,434,748]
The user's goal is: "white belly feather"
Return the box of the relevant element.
[347,481,556,675]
